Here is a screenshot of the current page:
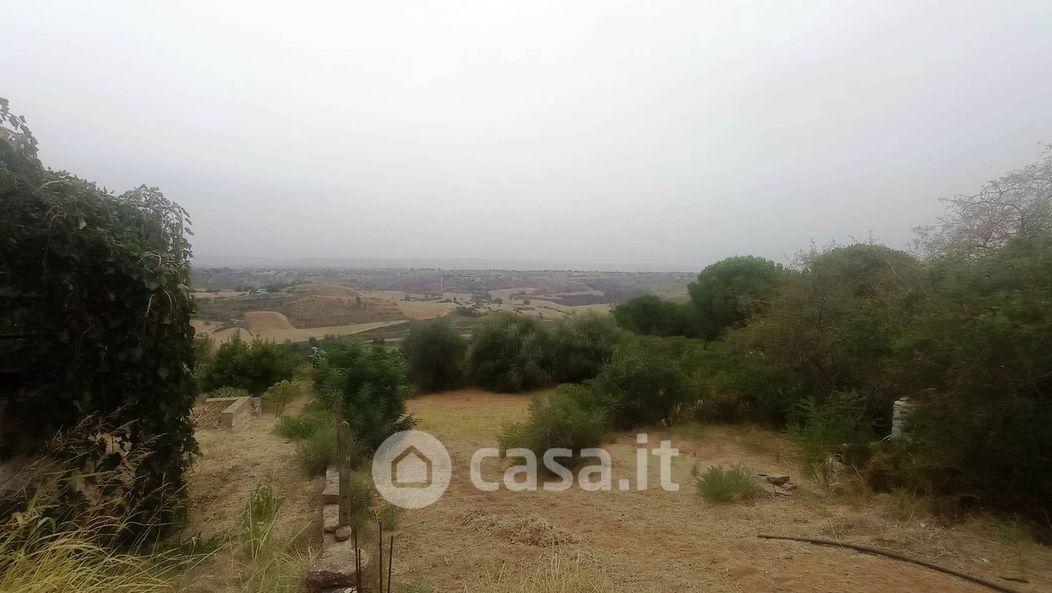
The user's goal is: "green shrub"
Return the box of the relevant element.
[199,334,299,395]
[894,233,1052,515]
[581,345,693,429]
[499,385,608,458]
[692,339,805,424]
[276,414,325,441]
[788,392,872,489]
[275,399,330,441]
[548,314,624,383]
[466,313,551,392]
[314,341,414,451]
[732,243,922,427]
[401,318,466,392]
[295,425,336,476]
[261,380,302,416]
[696,465,760,503]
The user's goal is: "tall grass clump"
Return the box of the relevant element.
[0,502,188,593]
[696,465,760,504]
[234,483,309,593]
[788,392,872,489]
[295,424,337,476]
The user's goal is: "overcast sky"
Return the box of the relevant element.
[3,1,1051,271]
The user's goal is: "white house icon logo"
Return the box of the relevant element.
[392,445,432,488]
[373,430,451,509]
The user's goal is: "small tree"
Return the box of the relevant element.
[688,255,783,339]
[896,233,1052,516]
[548,313,624,383]
[261,380,300,416]
[314,341,413,451]
[465,313,551,392]
[916,148,1052,258]
[401,318,466,392]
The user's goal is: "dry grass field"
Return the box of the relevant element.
[243,311,295,331]
[396,390,1052,593]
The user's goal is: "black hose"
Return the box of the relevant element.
[757,534,1023,593]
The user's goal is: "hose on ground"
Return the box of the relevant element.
[757,534,1023,593]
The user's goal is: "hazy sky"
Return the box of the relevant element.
[4,1,1051,271]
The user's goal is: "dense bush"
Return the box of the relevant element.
[0,99,196,531]
[498,385,608,458]
[198,335,298,395]
[731,243,922,429]
[401,318,466,392]
[314,341,413,451]
[465,313,551,392]
[547,313,624,383]
[894,234,1052,515]
[612,295,694,337]
[691,340,804,424]
[687,255,783,339]
[581,345,694,429]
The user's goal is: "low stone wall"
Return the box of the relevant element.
[197,396,255,429]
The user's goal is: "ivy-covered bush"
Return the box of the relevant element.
[0,98,197,532]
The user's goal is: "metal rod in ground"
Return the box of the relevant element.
[353,527,361,592]
[387,534,395,593]
[378,520,383,593]
[337,421,353,527]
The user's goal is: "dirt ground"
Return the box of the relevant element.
[183,397,318,540]
[396,390,1052,593]
[179,397,320,592]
